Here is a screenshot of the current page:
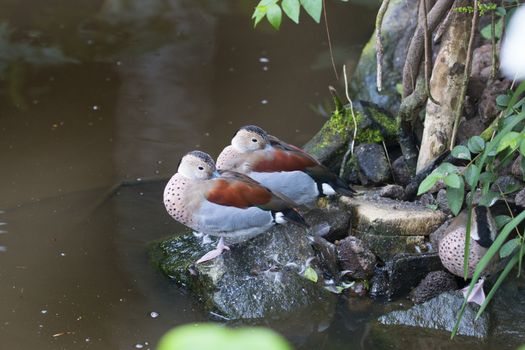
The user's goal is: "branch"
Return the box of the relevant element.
[375,0,390,92]
[402,0,454,98]
[422,0,439,105]
[449,0,479,150]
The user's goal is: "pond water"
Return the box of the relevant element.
[0,1,516,349]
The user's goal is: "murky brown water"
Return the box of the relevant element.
[0,1,515,349]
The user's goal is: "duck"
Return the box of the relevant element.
[163,150,308,263]
[438,205,499,305]
[216,125,355,205]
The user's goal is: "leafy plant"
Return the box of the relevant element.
[418,80,525,338]
[157,323,292,350]
[252,0,324,29]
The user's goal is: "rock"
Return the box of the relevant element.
[336,236,376,279]
[511,156,524,179]
[369,266,390,298]
[303,101,397,171]
[306,208,351,242]
[379,184,405,200]
[349,0,418,115]
[418,192,436,208]
[436,189,452,215]
[491,275,525,346]
[360,234,427,261]
[354,143,391,185]
[478,79,511,125]
[378,291,490,338]
[150,220,336,320]
[392,156,412,186]
[340,196,446,260]
[516,188,525,208]
[429,218,453,252]
[409,271,458,304]
[312,236,339,280]
[469,44,493,101]
[385,253,443,298]
[490,175,523,196]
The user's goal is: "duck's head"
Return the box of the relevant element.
[231,125,270,153]
[178,150,217,180]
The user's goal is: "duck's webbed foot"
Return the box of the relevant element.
[461,278,486,306]
[196,237,230,264]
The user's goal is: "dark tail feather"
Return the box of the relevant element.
[282,208,309,228]
[332,177,356,197]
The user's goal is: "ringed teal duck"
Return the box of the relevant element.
[164,150,307,263]
[216,125,355,205]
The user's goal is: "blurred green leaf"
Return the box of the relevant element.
[468,136,485,153]
[300,0,322,23]
[266,4,283,29]
[464,164,479,187]
[417,173,441,195]
[496,131,521,153]
[303,266,318,282]
[436,162,459,175]
[447,178,464,215]
[451,145,471,160]
[282,0,300,23]
[520,138,525,157]
[500,238,519,258]
[495,215,512,230]
[158,324,292,350]
[479,190,500,207]
[480,17,503,40]
[445,173,462,188]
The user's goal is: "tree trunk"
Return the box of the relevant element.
[416,3,470,172]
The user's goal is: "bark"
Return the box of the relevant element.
[416,2,471,172]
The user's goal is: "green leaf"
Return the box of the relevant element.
[417,173,441,195]
[496,6,506,16]
[495,215,512,230]
[300,0,322,23]
[282,0,300,23]
[464,164,479,187]
[303,266,318,282]
[447,178,464,215]
[468,136,485,153]
[500,238,519,258]
[496,131,521,153]
[436,162,459,175]
[496,94,510,107]
[445,173,462,188]
[266,4,283,30]
[520,138,525,157]
[479,171,497,185]
[479,190,500,207]
[158,323,292,350]
[480,17,503,40]
[451,145,471,160]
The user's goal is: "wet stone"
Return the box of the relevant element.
[150,213,338,320]
[336,236,376,280]
[307,207,351,242]
[409,271,458,304]
[378,184,405,200]
[354,143,391,186]
[392,156,413,186]
[515,188,525,208]
[378,291,490,338]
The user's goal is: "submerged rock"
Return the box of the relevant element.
[150,210,344,320]
[378,291,490,338]
[409,271,458,304]
[354,143,391,185]
[337,236,376,279]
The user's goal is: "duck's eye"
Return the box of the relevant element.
[198,166,204,171]
[251,138,258,143]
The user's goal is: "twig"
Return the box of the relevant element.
[339,65,358,178]
[490,10,497,80]
[382,140,396,182]
[323,0,339,80]
[422,0,440,105]
[449,0,479,150]
[375,0,390,92]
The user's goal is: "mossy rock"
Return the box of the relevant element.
[150,221,338,320]
[303,100,397,171]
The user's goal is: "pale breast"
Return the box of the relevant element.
[438,228,487,278]
[163,173,197,229]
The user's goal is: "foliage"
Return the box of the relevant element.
[157,323,292,350]
[252,0,324,29]
[455,2,497,16]
[418,81,525,338]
